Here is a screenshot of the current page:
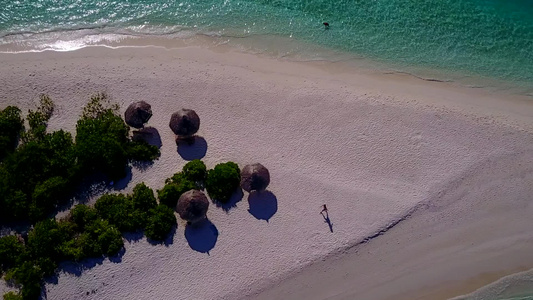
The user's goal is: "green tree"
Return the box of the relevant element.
[145,205,176,241]
[69,204,98,232]
[0,106,24,160]
[75,94,159,181]
[205,162,241,203]
[95,194,138,232]
[30,176,69,221]
[182,160,207,185]
[3,291,22,300]
[157,180,196,208]
[5,261,43,300]
[22,95,55,143]
[126,140,159,161]
[131,183,157,212]
[0,236,24,273]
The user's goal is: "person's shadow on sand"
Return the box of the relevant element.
[321,212,333,233]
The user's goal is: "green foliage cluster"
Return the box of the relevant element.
[158,160,206,207]
[0,94,160,225]
[0,216,124,300]
[0,106,24,160]
[75,93,159,181]
[0,118,77,222]
[22,95,54,142]
[205,162,241,203]
[1,183,175,300]
[145,205,176,241]
[95,183,157,232]
[0,94,164,299]
[159,160,241,206]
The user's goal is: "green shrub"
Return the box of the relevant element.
[96,224,123,256]
[95,194,138,232]
[75,94,160,181]
[30,176,69,221]
[157,180,196,208]
[0,106,24,160]
[22,95,55,142]
[26,219,74,265]
[69,204,98,231]
[5,261,43,300]
[205,162,241,203]
[1,190,29,223]
[131,183,157,212]
[145,205,176,241]
[182,160,207,184]
[0,236,24,273]
[126,140,159,161]
[80,219,123,257]
[3,291,22,300]
[0,129,77,223]
[75,110,129,180]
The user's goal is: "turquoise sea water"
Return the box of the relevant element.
[1,0,533,93]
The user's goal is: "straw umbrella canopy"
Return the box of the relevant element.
[124,101,152,129]
[176,190,209,224]
[169,109,200,137]
[240,163,270,193]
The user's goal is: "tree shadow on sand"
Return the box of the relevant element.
[184,219,219,255]
[147,225,176,247]
[213,188,244,213]
[51,247,125,281]
[176,136,208,161]
[247,191,278,222]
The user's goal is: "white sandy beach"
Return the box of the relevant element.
[0,40,532,300]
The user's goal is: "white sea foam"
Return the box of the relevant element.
[451,269,533,300]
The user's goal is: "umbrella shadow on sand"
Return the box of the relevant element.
[176,136,208,161]
[184,219,219,255]
[247,190,278,222]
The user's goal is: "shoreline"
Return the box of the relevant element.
[3,35,532,129]
[1,43,532,300]
[2,31,533,98]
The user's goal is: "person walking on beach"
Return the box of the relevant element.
[320,204,328,215]
[320,204,333,232]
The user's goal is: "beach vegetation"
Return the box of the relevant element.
[2,291,22,300]
[0,94,160,225]
[21,94,54,143]
[157,180,197,208]
[0,106,24,161]
[131,182,157,212]
[182,159,207,186]
[145,204,177,241]
[0,94,164,299]
[0,236,24,275]
[205,162,241,203]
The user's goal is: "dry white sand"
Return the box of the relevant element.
[0,41,532,300]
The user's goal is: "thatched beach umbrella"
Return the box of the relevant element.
[240,163,270,193]
[124,101,152,129]
[176,190,209,224]
[169,109,200,137]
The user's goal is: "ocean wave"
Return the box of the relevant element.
[450,268,533,300]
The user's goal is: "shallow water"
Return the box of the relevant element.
[451,268,533,300]
[1,0,533,94]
